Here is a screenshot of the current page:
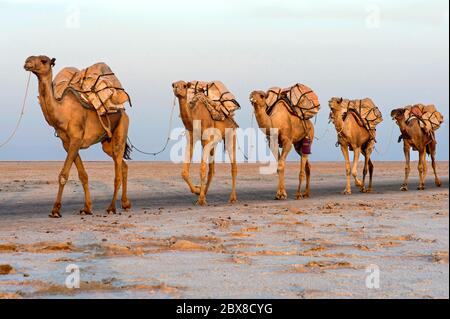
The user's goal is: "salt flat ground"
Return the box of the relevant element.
[0,161,448,299]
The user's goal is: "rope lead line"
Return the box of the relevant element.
[0,72,31,149]
[127,97,177,156]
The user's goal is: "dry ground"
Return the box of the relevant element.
[0,161,448,298]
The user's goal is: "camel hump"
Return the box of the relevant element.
[282,83,321,120]
[405,104,444,132]
[190,80,240,119]
[53,67,80,100]
[53,62,129,115]
[265,87,283,109]
[348,98,383,130]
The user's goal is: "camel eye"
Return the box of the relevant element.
[183,84,187,89]
[41,59,47,64]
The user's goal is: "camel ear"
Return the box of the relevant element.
[338,97,343,104]
[390,109,400,118]
[50,58,56,67]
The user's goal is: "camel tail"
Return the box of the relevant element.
[124,142,132,160]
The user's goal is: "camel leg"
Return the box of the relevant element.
[121,160,131,210]
[102,140,130,212]
[351,147,363,189]
[50,139,82,218]
[400,142,411,191]
[368,159,374,192]
[305,160,311,197]
[417,150,427,190]
[340,145,352,195]
[429,142,441,187]
[204,147,215,195]
[296,155,308,199]
[225,132,237,203]
[182,132,200,195]
[196,139,213,206]
[74,155,93,215]
[361,144,374,193]
[275,141,292,200]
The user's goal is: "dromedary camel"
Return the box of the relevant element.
[391,108,441,191]
[328,97,375,194]
[172,81,237,205]
[24,55,131,218]
[249,91,313,200]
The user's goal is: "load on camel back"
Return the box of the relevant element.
[187,81,240,121]
[53,62,131,138]
[403,104,444,136]
[265,83,320,120]
[333,98,383,140]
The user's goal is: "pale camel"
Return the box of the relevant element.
[328,97,375,194]
[391,108,441,191]
[24,55,131,218]
[172,81,237,205]
[249,91,313,200]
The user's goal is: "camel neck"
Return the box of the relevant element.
[37,72,58,127]
[397,117,410,134]
[253,106,272,135]
[177,95,192,131]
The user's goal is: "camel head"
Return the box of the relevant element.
[172,81,188,98]
[24,55,55,76]
[249,91,267,110]
[390,108,406,123]
[328,97,345,122]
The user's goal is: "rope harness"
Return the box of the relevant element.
[127,97,176,156]
[0,72,31,149]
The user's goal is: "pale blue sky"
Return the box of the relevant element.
[0,0,448,161]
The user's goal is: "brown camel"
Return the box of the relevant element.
[24,55,131,218]
[172,81,237,205]
[249,91,314,200]
[328,98,375,194]
[391,108,441,191]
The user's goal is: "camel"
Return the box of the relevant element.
[172,81,237,205]
[24,55,131,218]
[328,97,375,194]
[391,108,441,191]
[249,91,314,200]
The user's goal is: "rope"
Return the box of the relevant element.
[314,124,330,141]
[127,97,176,156]
[236,112,256,162]
[0,72,31,149]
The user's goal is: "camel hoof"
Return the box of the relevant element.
[196,198,207,206]
[80,209,92,215]
[435,180,442,187]
[228,195,237,204]
[192,186,201,195]
[417,185,425,191]
[400,185,408,191]
[295,192,302,200]
[342,189,352,195]
[275,191,288,200]
[360,187,367,193]
[106,207,116,214]
[366,188,373,193]
[122,201,132,210]
[49,211,61,218]
[302,192,310,198]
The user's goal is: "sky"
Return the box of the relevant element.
[0,0,448,161]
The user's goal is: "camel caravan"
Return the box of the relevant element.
[22,55,445,218]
